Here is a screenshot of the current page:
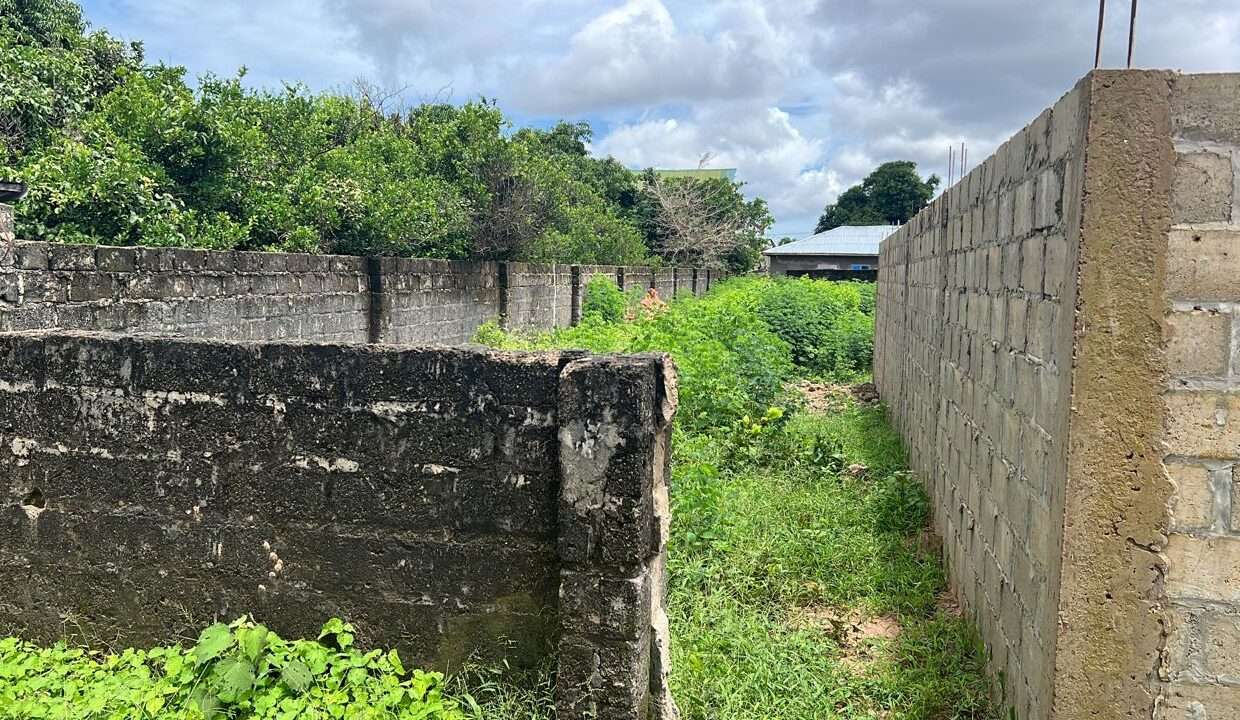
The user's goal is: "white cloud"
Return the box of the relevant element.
[593,105,835,234]
[516,0,794,113]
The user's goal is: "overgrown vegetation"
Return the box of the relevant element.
[477,277,995,719]
[0,0,771,269]
[0,277,993,719]
[0,617,464,719]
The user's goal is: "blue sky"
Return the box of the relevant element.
[80,0,1240,238]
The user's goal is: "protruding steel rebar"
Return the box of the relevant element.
[1095,0,1107,68]
[1127,0,1138,67]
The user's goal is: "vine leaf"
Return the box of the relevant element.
[239,625,269,662]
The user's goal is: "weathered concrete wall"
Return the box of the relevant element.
[652,269,676,300]
[1,242,372,342]
[504,262,574,332]
[0,330,677,719]
[673,267,694,298]
[620,266,654,295]
[0,241,710,345]
[0,203,12,241]
[377,258,499,345]
[876,70,1240,720]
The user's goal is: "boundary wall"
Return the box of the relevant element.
[0,331,679,719]
[0,235,726,345]
[876,70,1240,720]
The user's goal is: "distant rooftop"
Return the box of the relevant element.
[654,168,738,180]
[763,224,899,257]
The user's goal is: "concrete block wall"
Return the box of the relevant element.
[674,267,695,298]
[377,258,500,345]
[0,203,12,241]
[876,71,1240,720]
[1159,74,1240,717]
[0,331,678,719]
[620,265,654,295]
[0,242,371,342]
[652,268,676,300]
[503,262,574,332]
[0,235,713,346]
[876,76,1085,720]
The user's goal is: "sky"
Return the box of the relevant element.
[79,0,1240,239]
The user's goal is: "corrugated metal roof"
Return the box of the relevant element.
[655,168,738,180]
[763,224,898,257]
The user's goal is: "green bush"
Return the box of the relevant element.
[742,277,873,379]
[580,273,626,323]
[472,276,994,720]
[0,0,773,269]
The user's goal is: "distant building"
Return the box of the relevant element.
[653,168,738,181]
[762,224,898,281]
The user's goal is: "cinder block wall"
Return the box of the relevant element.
[875,74,1086,720]
[0,243,372,342]
[378,258,500,344]
[0,331,677,719]
[503,262,574,332]
[876,70,1240,720]
[1159,74,1240,716]
[0,239,711,345]
[620,265,653,295]
[652,268,676,300]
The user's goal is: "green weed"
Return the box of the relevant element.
[0,617,463,719]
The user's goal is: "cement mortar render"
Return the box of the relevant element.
[875,70,1240,720]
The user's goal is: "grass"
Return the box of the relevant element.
[666,404,994,720]
[469,276,995,718]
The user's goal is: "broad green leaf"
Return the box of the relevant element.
[281,660,312,694]
[192,624,234,665]
[216,657,256,702]
[239,625,269,662]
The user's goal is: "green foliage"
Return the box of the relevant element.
[816,161,940,233]
[580,273,627,323]
[0,616,463,719]
[732,277,875,379]
[0,1,769,268]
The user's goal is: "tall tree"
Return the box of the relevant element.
[815,161,939,233]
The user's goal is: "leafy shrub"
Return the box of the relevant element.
[737,277,874,379]
[580,273,626,323]
[0,0,772,270]
[0,616,463,719]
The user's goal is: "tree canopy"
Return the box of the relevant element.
[815,161,939,233]
[0,0,769,270]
